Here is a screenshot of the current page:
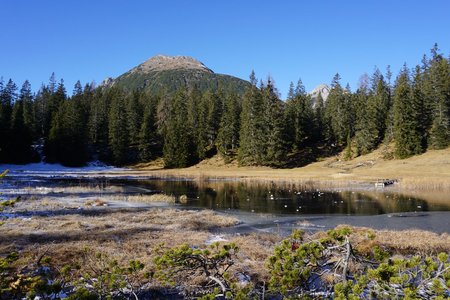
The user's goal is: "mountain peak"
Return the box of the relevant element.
[310,84,330,101]
[131,55,213,74]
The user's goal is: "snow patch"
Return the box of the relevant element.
[0,161,128,179]
[205,235,228,245]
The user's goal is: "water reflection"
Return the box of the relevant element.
[3,176,449,215]
[125,179,448,215]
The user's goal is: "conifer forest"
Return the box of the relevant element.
[0,44,449,168]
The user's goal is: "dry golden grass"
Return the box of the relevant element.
[321,225,450,255]
[1,197,449,288]
[107,193,176,203]
[132,147,450,191]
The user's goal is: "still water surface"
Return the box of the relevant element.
[6,174,448,216]
[121,178,450,215]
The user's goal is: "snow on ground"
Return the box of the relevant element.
[0,161,127,176]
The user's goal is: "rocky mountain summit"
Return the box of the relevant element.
[309,84,330,107]
[110,55,250,95]
[131,55,213,74]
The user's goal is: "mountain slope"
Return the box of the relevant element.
[110,55,250,95]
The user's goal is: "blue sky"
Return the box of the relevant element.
[1,0,449,98]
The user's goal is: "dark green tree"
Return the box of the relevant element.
[426,45,450,149]
[8,81,35,163]
[325,74,352,146]
[162,88,195,168]
[88,89,110,160]
[262,78,287,166]
[216,92,241,160]
[108,88,129,165]
[393,65,423,158]
[126,91,143,148]
[0,79,17,162]
[238,73,265,165]
[285,79,314,152]
[138,94,159,161]
[45,82,89,166]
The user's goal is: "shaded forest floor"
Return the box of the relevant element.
[134,147,450,191]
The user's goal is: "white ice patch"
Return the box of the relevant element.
[205,235,228,245]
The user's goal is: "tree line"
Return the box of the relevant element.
[0,44,448,167]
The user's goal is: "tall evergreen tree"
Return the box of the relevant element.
[393,65,423,158]
[313,92,326,143]
[88,89,110,159]
[0,79,17,162]
[238,73,265,165]
[8,81,35,163]
[354,70,391,155]
[285,79,314,152]
[325,73,352,145]
[139,94,159,161]
[162,88,195,168]
[425,45,450,149]
[262,78,287,166]
[216,92,241,160]
[126,91,143,147]
[108,88,129,165]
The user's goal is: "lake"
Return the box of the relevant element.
[2,168,450,234]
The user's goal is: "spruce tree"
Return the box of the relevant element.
[88,89,110,158]
[238,73,265,165]
[0,79,17,162]
[162,88,195,168]
[216,92,241,160]
[426,45,450,149]
[313,92,326,143]
[108,88,129,165]
[325,73,351,146]
[8,81,35,163]
[285,79,314,152]
[139,94,159,161]
[393,65,423,158]
[354,70,391,155]
[262,78,287,166]
[126,91,143,147]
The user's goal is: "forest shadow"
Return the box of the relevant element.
[281,144,342,169]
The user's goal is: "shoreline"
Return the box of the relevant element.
[131,147,450,192]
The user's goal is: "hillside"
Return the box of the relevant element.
[109,55,251,95]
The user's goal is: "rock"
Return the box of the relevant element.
[179,194,188,204]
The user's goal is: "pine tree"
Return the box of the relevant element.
[216,92,241,160]
[20,80,35,138]
[45,91,89,166]
[88,89,110,159]
[126,91,143,147]
[354,83,377,155]
[162,88,195,168]
[285,79,314,152]
[262,78,287,166]
[73,80,83,96]
[138,94,159,161]
[238,73,265,165]
[186,85,203,158]
[354,70,391,155]
[425,45,450,149]
[325,73,352,146]
[8,81,35,163]
[196,90,221,159]
[313,92,326,143]
[108,88,129,165]
[393,65,423,158]
[0,79,17,162]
